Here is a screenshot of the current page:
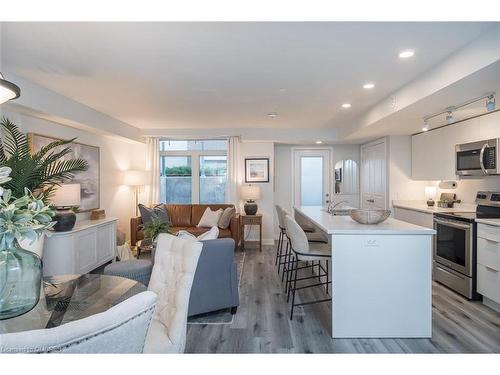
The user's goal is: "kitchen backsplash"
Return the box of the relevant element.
[437,175,500,203]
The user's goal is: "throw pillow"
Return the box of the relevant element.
[218,207,235,229]
[197,226,219,241]
[138,204,170,225]
[197,207,223,227]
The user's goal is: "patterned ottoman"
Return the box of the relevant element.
[104,259,153,286]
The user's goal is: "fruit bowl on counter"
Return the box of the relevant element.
[349,209,391,224]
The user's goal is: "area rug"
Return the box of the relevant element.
[187,251,246,325]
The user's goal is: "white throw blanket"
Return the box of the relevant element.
[177,226,219,242]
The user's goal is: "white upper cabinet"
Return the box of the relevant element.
[478,111,500,139]
[411,113,498,180]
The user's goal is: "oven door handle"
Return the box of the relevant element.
[479,143,489,174]
[434,218,471,230]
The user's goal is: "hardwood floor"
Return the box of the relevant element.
[185,245,500,353]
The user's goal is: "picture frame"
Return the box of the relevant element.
[245,158,269,183]
[29,133,100,212]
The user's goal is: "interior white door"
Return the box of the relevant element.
[360,139,387,209]
[293,149,331,207]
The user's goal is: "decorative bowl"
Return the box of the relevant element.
[349,209,391,224]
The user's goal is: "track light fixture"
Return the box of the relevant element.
[422,120,429,132]
[486,94,496,112]
[422,92,496,132]
[446,111,454,124]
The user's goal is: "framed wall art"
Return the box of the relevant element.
[29,133,100,212]
[245,158,269,183]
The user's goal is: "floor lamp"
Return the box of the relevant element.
[123,170,148,215]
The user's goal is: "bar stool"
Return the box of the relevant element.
[278,208,328,286]
[284,214,331,320]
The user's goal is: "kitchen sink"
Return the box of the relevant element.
[321,208,352,216]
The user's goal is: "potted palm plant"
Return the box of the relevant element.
[0,117,89,319]
[0,117,88,255]
[0,117,89,202]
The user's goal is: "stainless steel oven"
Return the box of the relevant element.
[433,217,473,276]
[455,138,499,176]
[433,213,478,299]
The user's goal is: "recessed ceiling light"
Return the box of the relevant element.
[267,112,278,118]
[363,83,375,89]
[341,103,351,109]
[315,141,323,144]
[399,50,415,59]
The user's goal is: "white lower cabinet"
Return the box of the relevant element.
[477,223,500,312]
[42,218,117,276]
[393,207,434,229]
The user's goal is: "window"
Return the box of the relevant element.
[159,140,227,204]
[161,156,192,204]
[199,156,227,204]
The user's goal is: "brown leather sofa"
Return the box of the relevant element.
[130,204,240,250]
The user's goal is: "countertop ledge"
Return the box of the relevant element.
[295,206,436,235]
[476,218,500,227]
[392,200,476,214]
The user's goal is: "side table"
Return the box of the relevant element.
[240,214,263,252]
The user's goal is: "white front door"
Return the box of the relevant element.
[360,138,387,209]
[293,149,331,207]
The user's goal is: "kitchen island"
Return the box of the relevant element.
[294,206,436,339]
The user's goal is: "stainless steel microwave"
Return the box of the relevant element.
[455,138,499,176]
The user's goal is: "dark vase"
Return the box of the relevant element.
[0,240,42,320]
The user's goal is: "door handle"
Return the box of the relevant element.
[479,143,489,174]
[366,199,375,203]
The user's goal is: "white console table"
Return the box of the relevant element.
[42,218,118,276]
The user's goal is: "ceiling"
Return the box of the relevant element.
[1,22,496,131]
[343,59,500,141]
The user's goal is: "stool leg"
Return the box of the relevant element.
[275,230,283,266]
[326,260,329,295]
[281,241,290,281]
[278,239,287,276]
[287,254,298,303]
[289,256,299,320]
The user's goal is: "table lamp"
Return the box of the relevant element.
[241,184,261,215]
[123,170,148,215]
[51,184,81,231]
[425,186,437,207]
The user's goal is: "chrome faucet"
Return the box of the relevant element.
[327,200,349,214]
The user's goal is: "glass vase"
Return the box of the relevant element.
[0,240,42,320]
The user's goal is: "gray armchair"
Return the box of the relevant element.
[188,238,240,316]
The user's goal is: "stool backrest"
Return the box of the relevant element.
[284,214,310,255]
[275,205,286,229]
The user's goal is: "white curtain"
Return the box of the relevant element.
[146,137,160,205]
[226,136,241,209]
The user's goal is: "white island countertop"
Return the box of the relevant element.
[295,206,435,235]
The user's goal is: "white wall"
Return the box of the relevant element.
[274,143,360,238]
[388,135,430,207]
[2,110,147,239]
[238,141,274,245]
